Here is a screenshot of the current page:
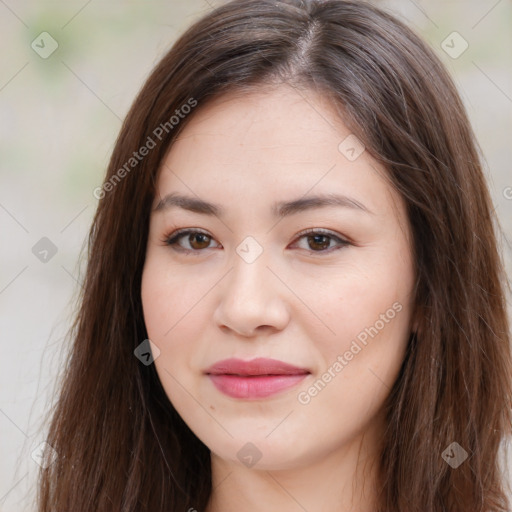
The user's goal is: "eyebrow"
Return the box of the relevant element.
[153,192,374,217]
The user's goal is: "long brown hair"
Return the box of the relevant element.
[37,1,512,510]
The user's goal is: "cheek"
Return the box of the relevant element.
[293,275,411,447]
[141,276,173,341]
[141,257,206,339]
[303,249,414,398]
[141,264,198,413]
[313,262,412,349]
[141,259,211,384]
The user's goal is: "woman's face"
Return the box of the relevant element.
[141,84,416,470]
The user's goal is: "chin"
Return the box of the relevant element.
[207,433,313,471]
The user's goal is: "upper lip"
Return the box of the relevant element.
[205,357,310,376]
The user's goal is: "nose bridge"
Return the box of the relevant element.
[227,240,273,302]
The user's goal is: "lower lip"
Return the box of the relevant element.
[208,374,308,399]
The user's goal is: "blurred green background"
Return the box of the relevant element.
[1,1,511,510]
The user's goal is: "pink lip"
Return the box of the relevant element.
[205,358,310,399]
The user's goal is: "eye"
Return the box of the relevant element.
[162,228,350,254]
[163,229,221,253]
[292,228,350,253]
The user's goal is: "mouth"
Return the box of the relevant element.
[205,357,311,399]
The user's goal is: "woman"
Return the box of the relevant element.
[37,0,512,510]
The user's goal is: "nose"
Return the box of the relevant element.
[213,250,290,337]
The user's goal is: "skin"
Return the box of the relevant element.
[141,83,417,512]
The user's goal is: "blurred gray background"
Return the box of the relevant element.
[1,1,511,510]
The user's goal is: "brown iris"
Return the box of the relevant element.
[307,234,330,251]
[188,233,211,250]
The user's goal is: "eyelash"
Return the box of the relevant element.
[162,228,351,255]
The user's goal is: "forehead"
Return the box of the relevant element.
[166,84,346,161]
[154,84,403,223]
